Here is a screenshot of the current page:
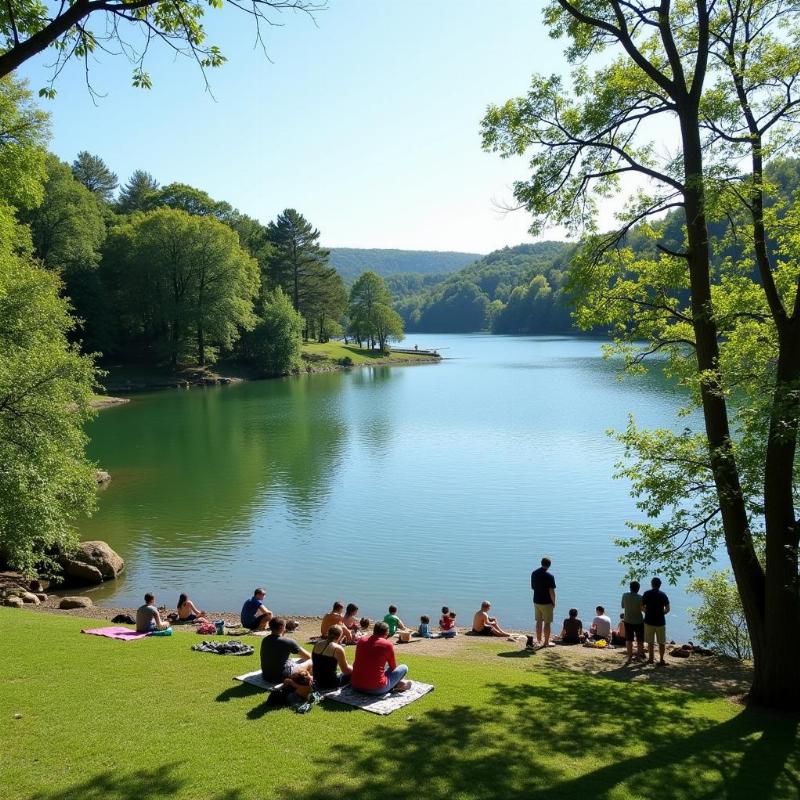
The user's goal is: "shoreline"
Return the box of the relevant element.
[99,347,441,395]
[12,598,754,699]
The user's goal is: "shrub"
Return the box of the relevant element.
[688,570,751,660]
[338,356,354,367]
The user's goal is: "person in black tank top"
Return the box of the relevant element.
[312,625,353,690]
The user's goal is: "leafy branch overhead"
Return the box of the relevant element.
[0,0,324,95]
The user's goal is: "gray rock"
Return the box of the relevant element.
[59,540,124,584]
[20,592,40,605]
[59,596,93,609]
[61,558,104,585]
[4,596,23,608]
[95,470,112,484]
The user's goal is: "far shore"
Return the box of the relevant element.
[99,342,441,395]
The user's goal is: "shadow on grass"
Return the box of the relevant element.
[28,764,184,800]
[215,683,262,703]
[280,671,799,800]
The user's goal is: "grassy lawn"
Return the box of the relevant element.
[301,341,436,367]
[1,608,797,800]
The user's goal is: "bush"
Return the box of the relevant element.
[338,356,354,367]
[688,570,751,660]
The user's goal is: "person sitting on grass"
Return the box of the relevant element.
[351,620,411,695]
[556,608,585,645]
[589,606,612,641]
[136,593,170,633]
[417,615,432,638]
[176,593,209,624]
[611,614,627,647]
[312,624,353,690]
[260,617,312,684]
[471,601,515,640]
[440,609,457,638]
[342,603,360,636]
[241,587,272,631]
[321,601,345,637]
[383,605,409,636]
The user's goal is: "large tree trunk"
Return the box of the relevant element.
[677,108,789,706]
[752,326,800,708]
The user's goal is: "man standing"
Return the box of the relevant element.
[621,580,645,662]
[240,587,272,631]
[530,557,556,648]
[642,577,670,667]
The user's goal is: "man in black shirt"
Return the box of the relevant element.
[530,557,556,648]
[641,577,670,667]
[260,617,311,683]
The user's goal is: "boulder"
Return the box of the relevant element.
[36,593,48,602]
[95,470,112,484]
[29,579,48,593]
[4,596,23,608]
[59,540,124,584]
[59,596,93,609]
[20,592,40,605]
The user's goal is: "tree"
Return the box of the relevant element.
[688,571,752,661]
[348,270,391,348]
[372,303,404,351]
[107,208,258,367]
[267,208,339,337]
[482,1,800,708]
[0,1,320,89]
[116,170,159,214]
[242,287,304,376]
[0,76,97,575]
[71,151,117,202]
[23,155,106,273]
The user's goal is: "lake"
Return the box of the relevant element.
[82,334,710,640]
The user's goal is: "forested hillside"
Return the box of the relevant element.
[329,248,481,279]
[394,242,574,333]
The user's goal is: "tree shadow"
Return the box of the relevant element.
[28,763,184,800]
[278,671,798,800]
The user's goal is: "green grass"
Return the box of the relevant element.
[301,341,436,367]
[1,608,797,800]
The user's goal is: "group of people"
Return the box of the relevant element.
[530,557,672,666]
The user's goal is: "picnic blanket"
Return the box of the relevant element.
[234,670,434,715]
[81,626,150,642]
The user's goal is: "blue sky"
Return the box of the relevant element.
[19,1,576,253]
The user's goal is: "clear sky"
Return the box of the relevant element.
[18,1,579,254]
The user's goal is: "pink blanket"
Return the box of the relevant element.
[81,626,151,641]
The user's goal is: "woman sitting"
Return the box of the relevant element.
[557,608,586,644]
[312,624,353,690]
[177,593,210,624]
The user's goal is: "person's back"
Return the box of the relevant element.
[621,591,644,625]
[241,596,262,629]
[592,611,612,639]
[642,587,669,626]
[312,641,342,689]
[352,634,394,690]
[136,603,157,633]
[562,616,583,643]
[383,610,401,636]
[260,629,301,683]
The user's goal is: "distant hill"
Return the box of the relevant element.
[328,248,482,280]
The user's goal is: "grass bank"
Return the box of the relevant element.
[300,341,440,368]
[1,608,797,800]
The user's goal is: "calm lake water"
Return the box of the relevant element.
[82,334,709,640]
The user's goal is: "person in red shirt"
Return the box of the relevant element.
[351,621,411,694]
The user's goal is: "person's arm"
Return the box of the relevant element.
[335,646,352,675]
[386,642,397,671]
[189,601,201,615]
[297,645,311,660]
[153,608,165,628]
[397,617,406,629]
[549,588,556,606]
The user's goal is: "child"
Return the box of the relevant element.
[321,601,344,637]
[383,605,408,636]
[417,615,431,638]
[359,616,371,633]
[439,607,451,630]
[342,603,359,632]
[441,610,457,638]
